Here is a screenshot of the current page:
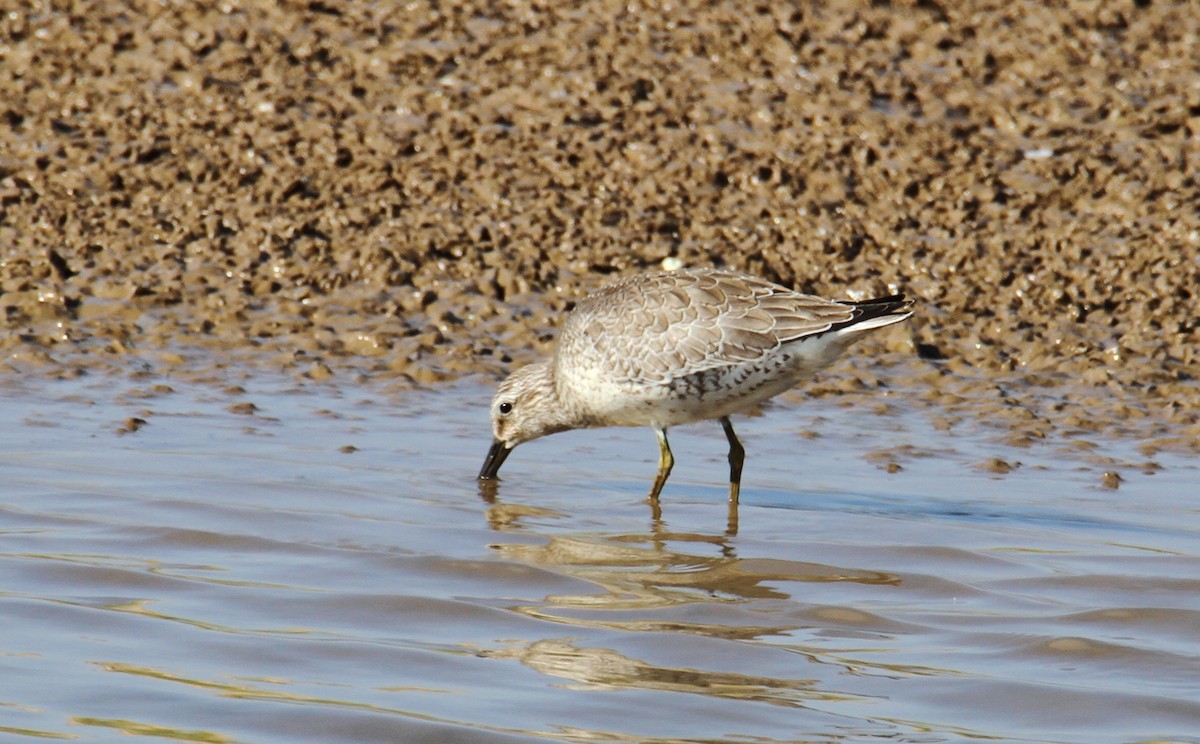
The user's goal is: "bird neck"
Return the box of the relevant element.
[525,361,590,436]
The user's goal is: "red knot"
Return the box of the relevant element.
[479,268,913,502]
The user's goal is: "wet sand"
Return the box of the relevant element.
[2,1,1198,461]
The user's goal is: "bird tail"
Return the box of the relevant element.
[832,295,914,333]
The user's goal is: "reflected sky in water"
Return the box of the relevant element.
[1,371,1198,743]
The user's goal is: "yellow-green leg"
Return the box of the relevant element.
[648,427,674,501]
[720,416,744,504]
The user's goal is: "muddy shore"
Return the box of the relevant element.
[2,1,1198,459]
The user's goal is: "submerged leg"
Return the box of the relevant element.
[648,426,674,501]
[720,416,744,503]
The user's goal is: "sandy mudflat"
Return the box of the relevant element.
[2,1,1198,456]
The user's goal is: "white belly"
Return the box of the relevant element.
[558,343,837,429]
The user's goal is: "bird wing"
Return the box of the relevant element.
[562,269,860,384]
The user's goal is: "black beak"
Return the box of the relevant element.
[478,439,513,480]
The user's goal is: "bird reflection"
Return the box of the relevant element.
[478,475,740,537]
[475,478,909,720]
[477,478,899,618]
[479,638,833,707]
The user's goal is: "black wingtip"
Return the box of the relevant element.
[846,293,910,307]
[829,294,914,333]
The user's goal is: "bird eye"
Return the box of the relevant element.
[498,401,513,415]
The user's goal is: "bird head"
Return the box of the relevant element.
[479,362,572,479]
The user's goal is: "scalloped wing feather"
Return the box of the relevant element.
[560,269,869,384]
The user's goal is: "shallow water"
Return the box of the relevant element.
[2,370,1198,743]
